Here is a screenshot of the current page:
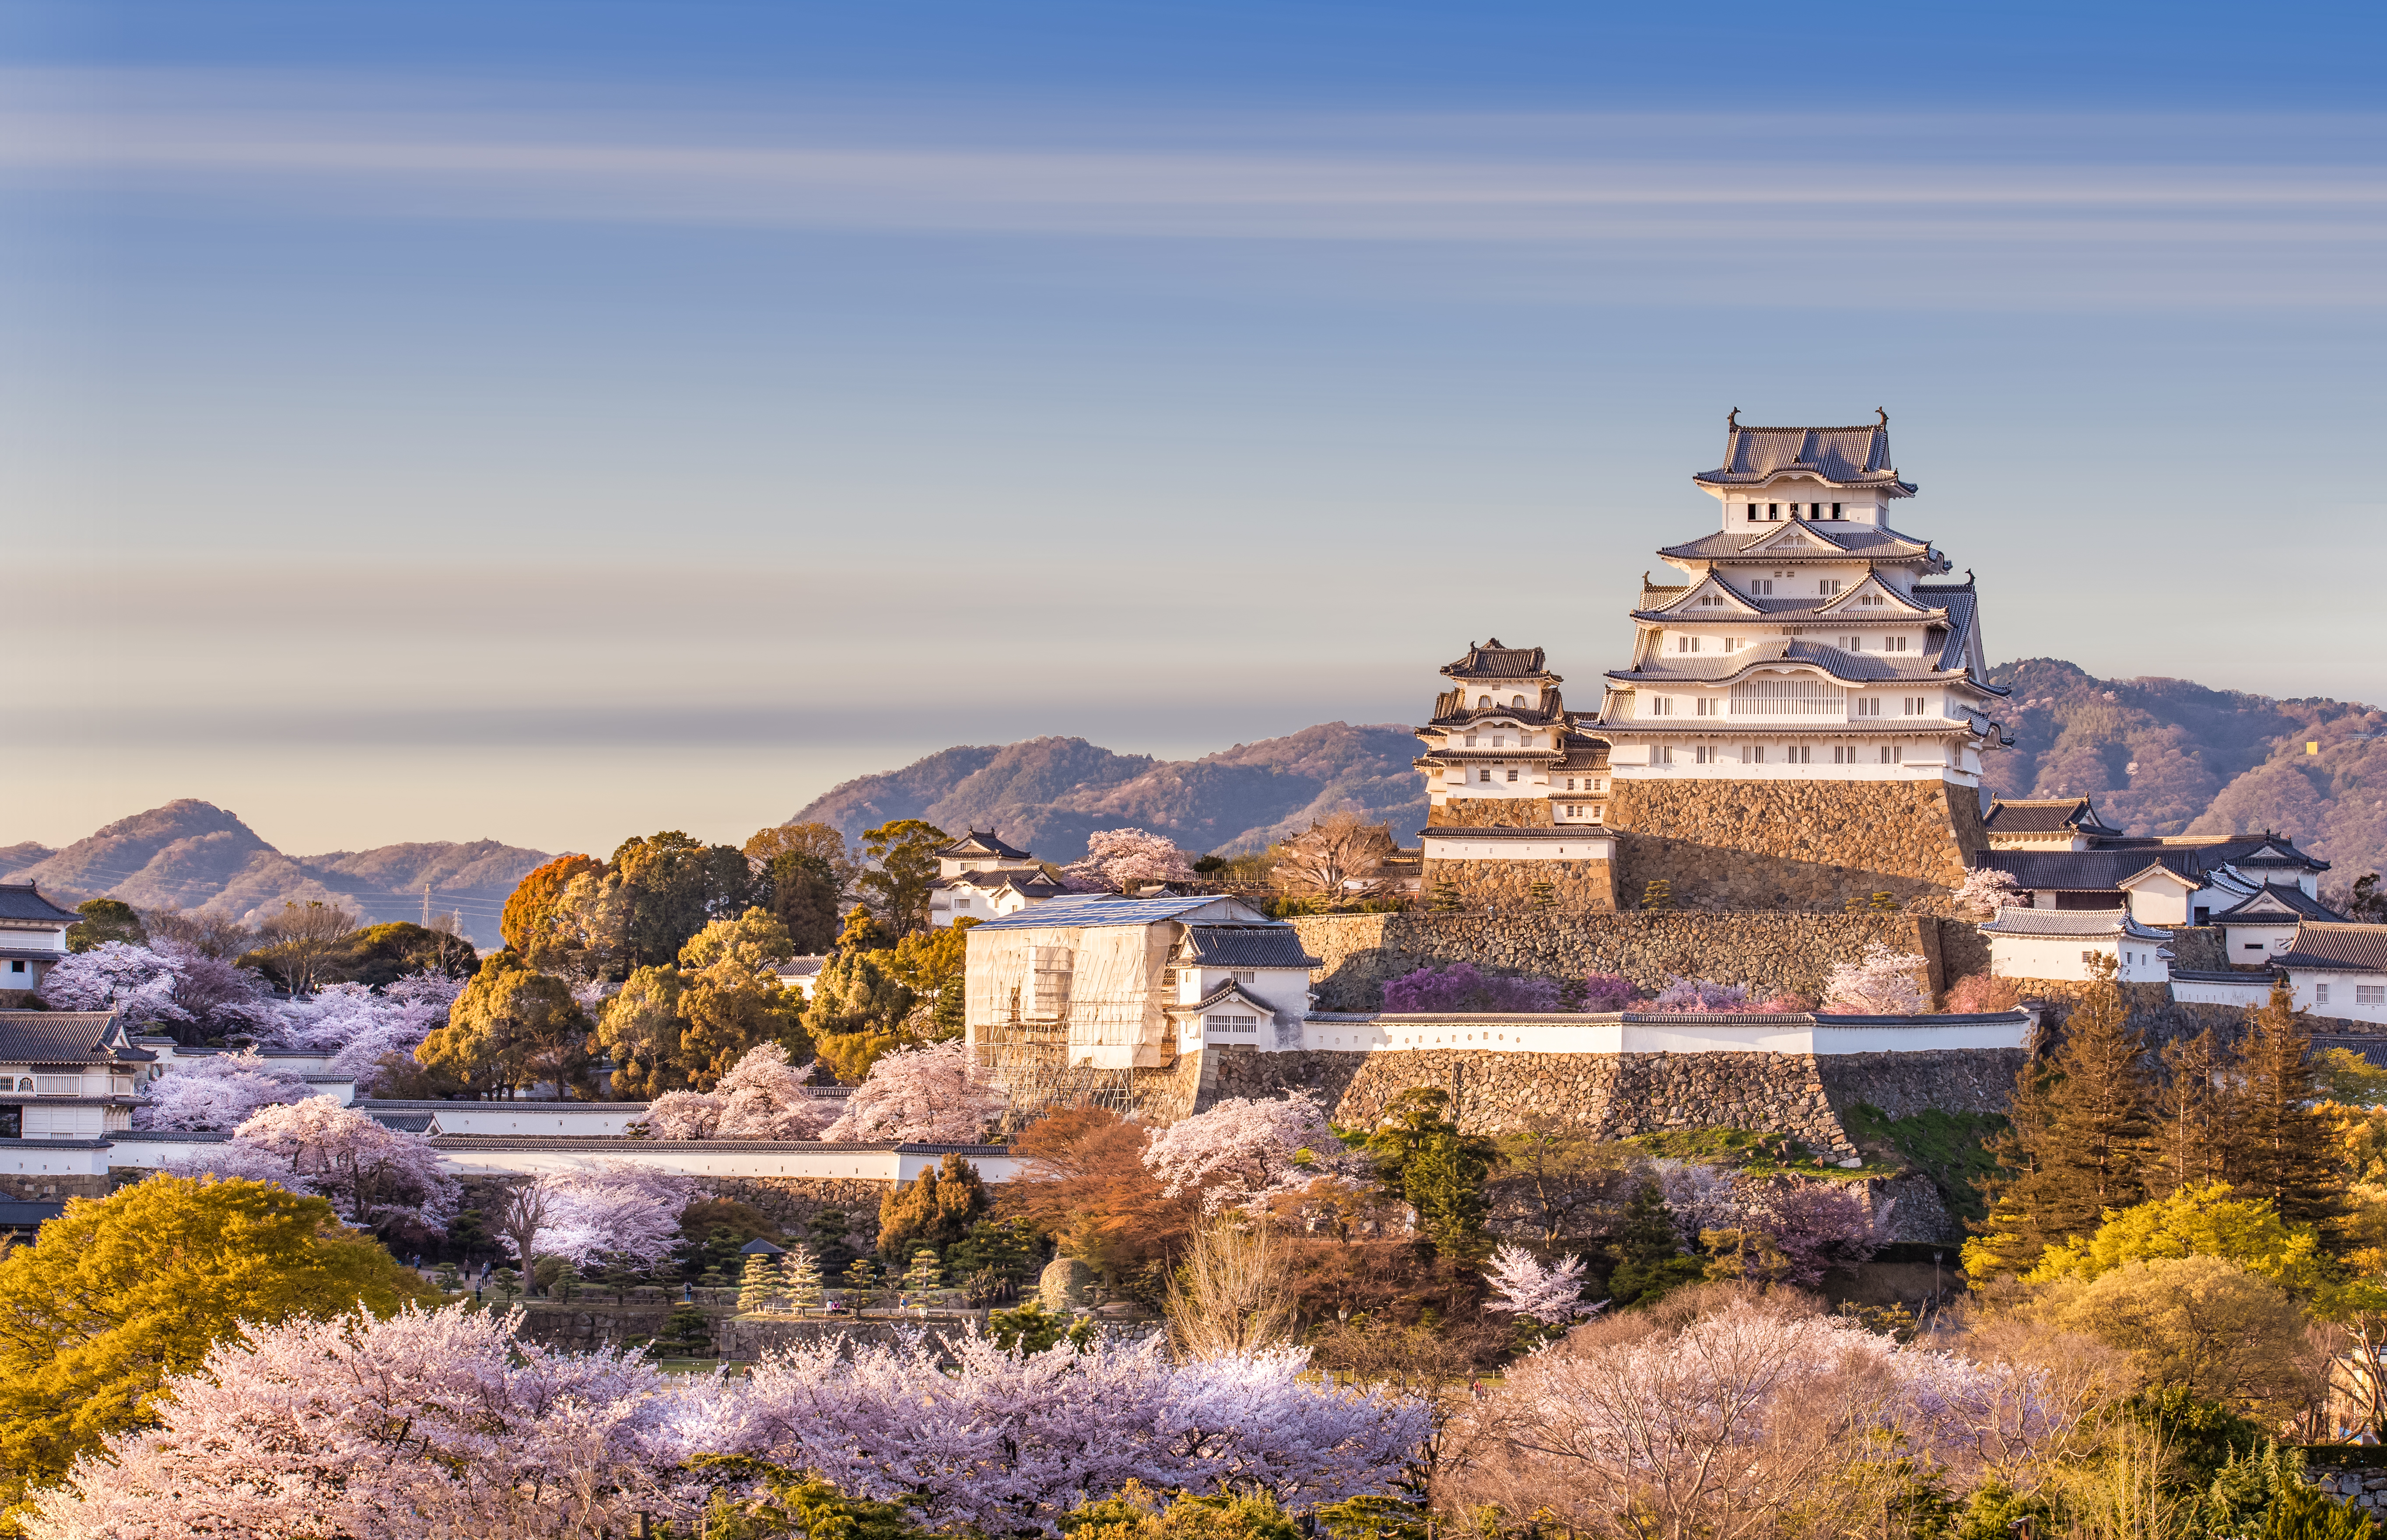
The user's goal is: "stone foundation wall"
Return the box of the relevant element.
[2165,927,2228,971]
[1423,857,1616,912]
[1289,910,1959,1011]
[2004,980,2255,1048]
[1427,798,1553,828]
[0,1172,109,1202]
[1816,1049,2026,1120]
[460,1174,902,1252]
[1606,779,1982,911]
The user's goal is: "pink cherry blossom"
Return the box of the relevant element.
[135,1049,313,1132]
[230,1096,460,1238]
[818,1039,1006,1144]
[1060,828,1193,893]
[1142,1091,1357,1214]
[525,1164,697,1268]
[1483,1244,1596,1326]
[1819,942,1931,1015]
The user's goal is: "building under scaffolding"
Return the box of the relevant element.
[961,893,1318,1125]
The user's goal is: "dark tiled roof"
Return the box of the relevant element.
[0,1012,153,1065]
[1178,926,1322,969]
[0,883,79,924]
[1984,797,2121,835]
[1656,523,1932,564]
[939,831,1032,861]
[2276,923,2387,974]
[970,894,1266,932]
[368,1112,436,1133]
[1427,686,1567,725]
[1983,837,2323,892]
[0,1199,65,1229]
[2169,968,2275,985]
[1979,906,2172,941]
[428,1135,1011,1153]
[953,871,1064,898]
[1441,639,1555,681]
[1162,979,1280,1016]
[1418,826,1613,841]
[1691,416,1915,496]
[2214,886,2343,924]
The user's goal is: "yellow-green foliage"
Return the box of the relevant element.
[1062,1481,1302,1540]
[0,1176,438,1517]
[2022,1181,2332,1293]
[2321,1048,2387,1109]
[2030,1256,2315,1424]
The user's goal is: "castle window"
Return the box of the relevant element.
[1696,698,1717,717]
[1506,769,1520,782]
[1479,770,1493,784]
[1694,746,1716,763]
[1856,697,1881,717]
[1884,635,1910,652]
[1465,732,1478,746]
[1512,694,1526,707]
[1832,503,1844,518]
[2083,951,2097,965]
[1746,745,1765,764]
[1478,695,1491,708]
[2362,985,2386,1005]
[1751,579,1774,595]
[1819,579,1843,596]
[1769,503,1781,519]
[1725,637,1742,651]
[1879,746,1901,763]
[1858,593,1882,607]
[1833,746,1852,763]
[1787,746,1812,763]
[1675,634,1701,653]
[1746,504,1760,521]
[1658,746,1675,764]
[2316,983,2331,1004]
[1649,697,1673,716]
[1902,697,1923,715]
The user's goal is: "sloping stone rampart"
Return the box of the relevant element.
[1289,910,1966,1011]
[1606,779,1982,911]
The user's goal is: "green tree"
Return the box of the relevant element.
[767,851,844,955]
[1062,1483,1303,1540]
[1971,957,2152,1276]
[2231,978,2339,1226]
[745,823,860,900]
[415,951,592,1097]
[0,1176,436,1511]
[2150,1027,2235,1196]
[500,853,604,957]
[682,907,799,974]
[987,1299,1096,1354]
[596,964,690,1099]
[66,898,145,953]
[804,950,916,1043]
[1362,1088,1494,1262]
[323,919,477,987]
[2025,1181,2333,1293]
[679,962,810,1088]
[1489,1120,1634,1250]
[612,831,759,970]
[879,1153,992,1260]
[1605,1180,1705,1308]
[858,819,950,936]
[887,920,976,1038]
[902,1248,943,1296]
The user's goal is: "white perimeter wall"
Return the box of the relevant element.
[1294,1013,2028,1054]
[96,1136,1024,1184]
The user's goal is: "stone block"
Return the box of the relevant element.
[1040,1256,1095,1311]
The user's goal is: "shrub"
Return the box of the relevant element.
[1381,963,1562,1014]
[1581,972,1636,1012]
[1945,972,2022,1013]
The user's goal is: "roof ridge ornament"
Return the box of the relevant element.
[1876,407,1888,425]
[1727,408,1739,428]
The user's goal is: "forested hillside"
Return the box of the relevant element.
[0,800,549,944]
[788,723,1430,861]
[1987,658,2386,882]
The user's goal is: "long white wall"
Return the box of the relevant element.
[83,1133,1022,1185]
[1295,1011,2029,1055]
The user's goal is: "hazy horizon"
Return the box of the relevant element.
[7,1,2382,858]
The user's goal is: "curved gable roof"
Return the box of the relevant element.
[1692,414,1916,497]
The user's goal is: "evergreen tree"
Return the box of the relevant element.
[2150,1027,2236,1196]
[878,1152,992,1260]
[1973,958,2152,1274]
[2231,979,2339,1225]
[784,1243,824,1313]
[843,1256,879,1302]
[903,1247,943,1297]
[1363,1088,1495,1263]
[736,1253,776,1314]
[1606,1180,1705,1308]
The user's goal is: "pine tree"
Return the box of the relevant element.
[736,1253,775,1314]
[1640,879,1674,912]
[878,1152,992,1263]
[903,1248,943,1297]
[784,1243,824,1314]
[2231,978,2340,1225]
[2149,1027,2235,1196]
[1973,958,2152,1274]
[1606,1180,1705,1307]
[843,1256,878,1304]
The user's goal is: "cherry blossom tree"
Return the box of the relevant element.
[229,1096,460,1239]
[819,1039,1006,1143]
[1381,962,1563,1013]
[1743,1182,1886,1288]
[1483,1244,1596,1326]
[1951,865,2023,918]
[637,1043,836,1140]
[1142,1091,1356,1214]
[265,972,465,1094]
[134,1049,312,1131]
[1581,972,1637,1012]
[161,1141,314,1193]
[530,1165,698,1268]
[1820,942,1931,1015]
[683,1326,1428,1532]
[38,941,274,1041]
[1061,828,1193,893]
[19,1304,692,1538]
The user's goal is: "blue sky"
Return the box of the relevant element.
[4,1,2383,858]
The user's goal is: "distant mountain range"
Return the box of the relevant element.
[1985,659,2386,886]
[0,801,550,945]
[788,722,1432,863]
[16,662,2380,945]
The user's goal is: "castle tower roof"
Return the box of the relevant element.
[1693,410,1915,497]
[1440,639,1557,682]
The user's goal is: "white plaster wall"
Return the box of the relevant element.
[2122,876,2197,926]
[1291,1013,2027,1054]
[2170,976,2275,1008]
[1989,934,2171,984]
[1418,836,1614,861]
[2290,970,2387,1025]
[0,1142,109,1177]
[2221,924,2296,965]
[98,1136,1024,1185]
[421,1104,651,1135]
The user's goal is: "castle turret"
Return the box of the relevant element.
[1412,640,1616,910]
